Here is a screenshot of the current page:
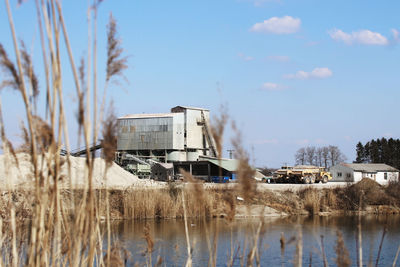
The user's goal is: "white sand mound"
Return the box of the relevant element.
[65,156,143,188]
[0,153,159,189]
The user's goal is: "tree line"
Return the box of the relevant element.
[355,138,400,169]
[295,145,347,168]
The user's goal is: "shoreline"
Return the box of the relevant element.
[1,178,399,221]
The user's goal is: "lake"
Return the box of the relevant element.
[112,215,400,266]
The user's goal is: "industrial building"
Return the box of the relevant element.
[330,163,399,184]
[116,106,237,181]
[117,106,216,161]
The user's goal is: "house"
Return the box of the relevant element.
[329,163,399,184]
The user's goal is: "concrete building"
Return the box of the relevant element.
[173,156,238,182]
[330,163,399,184]
[117,106,216,163]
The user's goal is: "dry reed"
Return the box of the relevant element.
[0,1,130,266]
[301,188,320,215]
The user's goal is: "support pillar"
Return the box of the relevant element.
[208,163,211,182]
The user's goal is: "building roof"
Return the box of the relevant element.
[118,105,209,119]
[156,163,173,169]
[118,113,175,119]
[205,158,239,172]
[342,163,399,172]
[171,106,210,111]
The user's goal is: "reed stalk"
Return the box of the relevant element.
[375,226,387,267]
[294,227,303,267]
[358,193,363,267]
[320,235,327,267]
[393,245,400,267]
[182,192,192,267]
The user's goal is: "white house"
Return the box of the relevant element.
[330,163,399,184]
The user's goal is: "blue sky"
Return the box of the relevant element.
[1,0,400,167]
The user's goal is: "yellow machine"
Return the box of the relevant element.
[274,165,332,184]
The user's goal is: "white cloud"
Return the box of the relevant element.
[329,29,390,46]
[284,67,332,80]
[238,53,254,61]
[250,16,301,34]
[261,82,286,91]
[392,29,399,39]
[391,29,400,44]
[267,55,290,62]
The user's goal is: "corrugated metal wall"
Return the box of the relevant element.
[117,116,179,150]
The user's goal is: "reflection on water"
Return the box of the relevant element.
[111,215,400,266]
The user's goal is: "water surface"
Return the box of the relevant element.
[112,215,400,266]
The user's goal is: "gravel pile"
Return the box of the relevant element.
[0,153,161,189]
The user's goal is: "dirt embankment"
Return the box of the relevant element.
[260,178,400,216]
[2,178,399,220]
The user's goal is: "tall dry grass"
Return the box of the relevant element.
[300,188,320,215]
[0,0,128,266]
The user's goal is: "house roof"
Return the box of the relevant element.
[342,163,399,172]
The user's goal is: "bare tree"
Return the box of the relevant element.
[329,145,347,166]
[295,145,346,168]
[305,146,316,165]
[322,146,330,168]
[295,147,306,165]
[316,147,323,167]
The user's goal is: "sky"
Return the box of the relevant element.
[0,0,400,168]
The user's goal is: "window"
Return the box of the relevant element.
[337,172,342,177]
[346,173,351,178]
[384,173,388,180]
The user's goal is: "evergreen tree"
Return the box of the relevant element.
[376,138,382,162]
[369,139,380,163]
[355,142,365,163]
[364,142,371,163]
[381,138,390,165]
[355,137,400,169]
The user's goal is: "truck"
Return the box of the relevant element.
[273,165,332,184]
